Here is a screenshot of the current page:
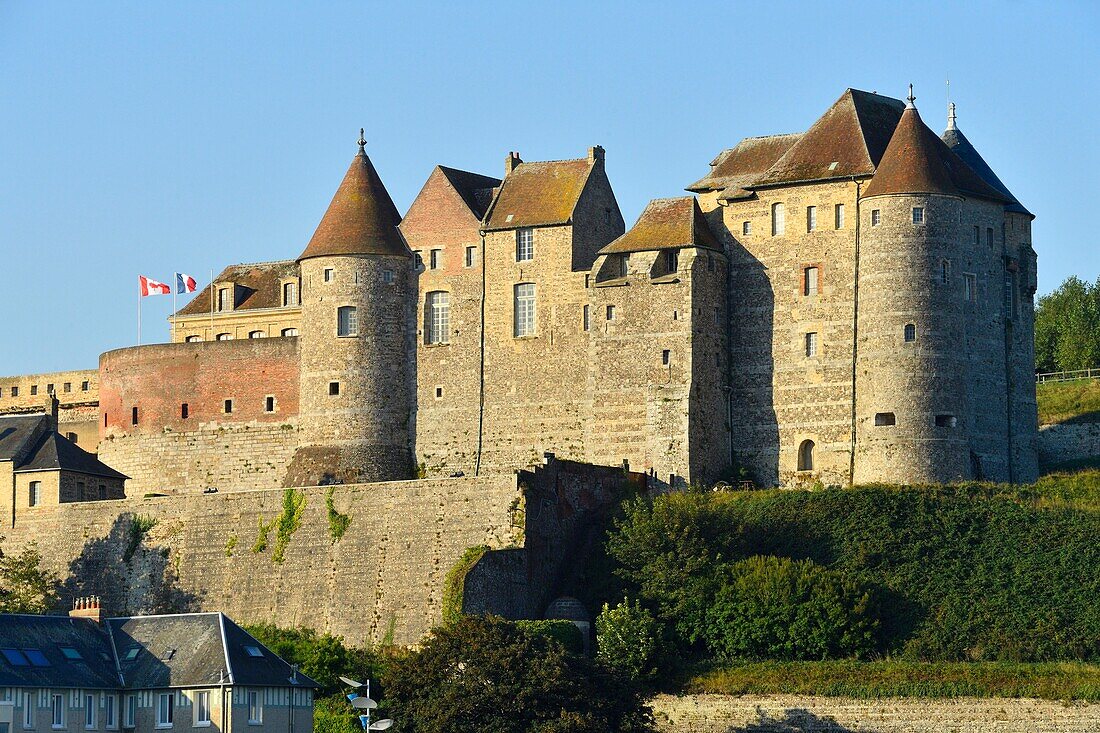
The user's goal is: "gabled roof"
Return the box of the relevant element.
[174,261,299,318]
[0,615,119,689]
[687,134,801,198]
[941,111,1032,216]
[437,166,501,220]
[753,89,906,187]
[0,414,127,479]
[600,197,722,255]
[298,149,407,261]
[863,105,1010,202]
[483,158,593,231]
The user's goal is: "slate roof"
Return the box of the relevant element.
[687,134,801,198]
[0,612,319,690]
[942,120,1032,216]
[0,414,127,479]
[862,105,1010,202]
[484,158,593,231]
[436,166,501,220]
[600,197,722,255]
[753,89,906,187]
[174,261,299,318]
[298,149,408,261]
[0,615,119,689]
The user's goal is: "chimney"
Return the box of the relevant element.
[588,145,605,165]
[70,596,103,624]
[47,394,60,431]
[505,151,522,176]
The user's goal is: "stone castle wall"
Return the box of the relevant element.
[1038,420,1100,466]
[651,694,1096,733]
[6,475,520,646]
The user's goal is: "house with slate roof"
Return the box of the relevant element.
[0,600,316,733]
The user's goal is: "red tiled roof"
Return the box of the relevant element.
[484,158,593,230]
[600,197,721,254]
[174,261,298,317]
[298,150,407,261]
[687,134,801,197]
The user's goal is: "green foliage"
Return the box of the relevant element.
[702,556,879,661]
[224,534,237,558]
[0,539,58,613]
[607,485,1100,663]
[243,623,385,697]
[688,660,1100,701]
[123,515,157,562]
[596,598,661,684]
[1036,379,1100,425]
[324,487,351,542]
[515,619,585,655]
[252,515,272,554]
[441,545,489,624]
[312,696,362,733]
[1035,275,1100,373]
[382,616,654,733]
[272,489,307,564]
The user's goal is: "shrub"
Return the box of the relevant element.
[596,598,661,683]
[441,545,489,624]
[515,619,585,655]
[702,556,879,661]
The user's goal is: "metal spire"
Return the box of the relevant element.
[357,128,366,154]
[906,83,916,109]
[948,101,957,130]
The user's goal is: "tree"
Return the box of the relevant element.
[243,623,383,697]
[595,599,661,684]
[1035,275,1100,372]
[383,616,654,733]
[0,539,57,614]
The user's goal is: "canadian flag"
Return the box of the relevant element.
[139,275,171,296]
[176,272,198,294]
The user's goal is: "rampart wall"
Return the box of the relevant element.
[6,475,521,646]
[1038,420,1100,466]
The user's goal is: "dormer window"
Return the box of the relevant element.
[217,287,232,312]
[665,249,679,273]
[617,254,628,278]
[282,281,299,307]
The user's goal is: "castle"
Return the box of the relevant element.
[1,87,1040,504]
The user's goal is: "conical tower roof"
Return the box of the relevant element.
[941,104,1032,216]
[863,103,959,198]
[298,137,407,261]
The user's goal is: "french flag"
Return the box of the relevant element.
[176,272,198,294]
[139,275,171,297]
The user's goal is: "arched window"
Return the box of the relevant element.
[797,440,815,472]
[185,335,203,343]
[281,328,299,337]
[904,323,916,342]
[337,306,358,337]
[771,203,785,236]
[426,291,450,345]
[215,333,232,341]
[248,330,266,339]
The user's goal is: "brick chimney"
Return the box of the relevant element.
[70,596,103,623]
[47,394,59,431]
[588,145,605,165]
[505,151,522,176]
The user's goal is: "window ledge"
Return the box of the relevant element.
[423,342,451,348]
[336,334,359,339]
[650,274,680,285]
[513,335,539,341]
[594,277,629,288]
[193,723,212,728]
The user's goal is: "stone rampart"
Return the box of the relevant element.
[1038,421,1100,466]
[6,475,520,646]
[651,693,1097,733]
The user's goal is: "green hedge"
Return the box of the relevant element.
[515,619,585,654]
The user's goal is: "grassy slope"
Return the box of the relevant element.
[1036,379,1100,424]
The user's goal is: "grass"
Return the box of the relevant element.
[686,661,1100,700]
[1036,379,1100,425]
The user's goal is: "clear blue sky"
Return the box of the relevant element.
[1,1,1096,375]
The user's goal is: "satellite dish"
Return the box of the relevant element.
[339,676,363,688]
[369,721,393,731]
[351,697,378,710]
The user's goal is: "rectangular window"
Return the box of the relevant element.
[941,260,951,285]
[665,249,678,272]
[606,305,616,321]
[124,697,135,729]
[323,268,334,283]
[426,292,450,345]
[582,304,590,332]
[24,692,34,729]
[85,694,95,730]
[264,396,275,412]
[11,387,18,397]
[193,692,210,728]
[157,694,173,728]
[742,221,751,236]
[805,332,819,357]
[661,349,671,366]
[381,269,394,284]
[935,414,957,428]
[771,203,785,236]
[51,695,64,729]
[974,225,981,245]
[513,283,536,337]
[29,482,41,508]
[247,692,261,726]
[875,412,896,426]
[104,696,117,731]
[806,205,817,231]
[47,384,54,395]
[429,249,441,270]
[834,203,845,229]
[30,386,38,396]
[282,282,298,307]
[987,227,995,248]
[337,306,358,337]
[63,383,71,393]
[223,399,233,414]
[803,266,819,296]
[82,381,89,391]
[131,407,138,426]
[329,382,340,396]
[912,207,925,224]
[465,246,476,267]
[181,403,189,419]
[871,209,881,226]
[217,288,231,311]
[964,273,977,303]
[617,254,628,278]
[516,228,534,261]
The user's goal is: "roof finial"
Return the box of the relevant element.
[357,128,366,154]
[906,83,916,109]
[948,101,957,130]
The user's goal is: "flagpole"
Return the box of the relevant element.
[137,277,142,346]
[209,269,214,341]
[172,274,177,341]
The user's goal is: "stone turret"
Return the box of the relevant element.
[285,132,416,486]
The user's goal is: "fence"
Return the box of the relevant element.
[1036,368,1100,384]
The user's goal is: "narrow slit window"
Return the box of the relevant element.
[834,203,845,229]
[582,304,590,331]
[265,396,275,412]
[131,407,138,426]
[806,205,817,231]
[181,403,189,419]
[429,249,441,270]
[223,399,233,414]
[662,349,671,366]
[964,273,977,302]
[941,260,951,285]
[803,266,819,296]
[804,332,819,357]
[875,412,896,426]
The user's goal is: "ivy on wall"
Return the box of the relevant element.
[441,544,490,624]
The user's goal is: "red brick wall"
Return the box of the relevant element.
[99,338,300,438]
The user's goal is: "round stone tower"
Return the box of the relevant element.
[286,132,415,486]
[853,95,971,484]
